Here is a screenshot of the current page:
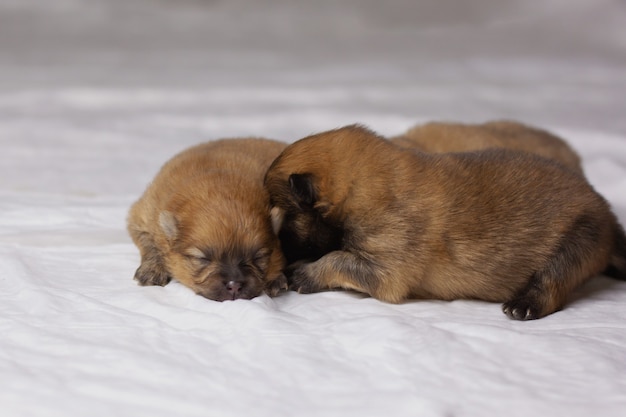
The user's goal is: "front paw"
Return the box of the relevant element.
[265,273,289,297]
[283,259,311,279]
[134,262,171,287]
[289,264,325,294]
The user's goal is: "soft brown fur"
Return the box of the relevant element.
[391,120,583,174]
[265,125,626,320]
[128,138,287,301]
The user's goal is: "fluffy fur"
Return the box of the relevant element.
[391,120,583,174]
[265,125,626,320]
[128,138,287,301]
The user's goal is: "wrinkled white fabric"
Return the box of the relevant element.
[1,1,625,416]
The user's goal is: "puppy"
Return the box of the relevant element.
[265,125,626,320]
[128,138,287,301]
[391,120,583,174]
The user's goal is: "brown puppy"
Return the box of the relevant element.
[128,138,287,301]
[265,125,626,320]
[391,120,583,174]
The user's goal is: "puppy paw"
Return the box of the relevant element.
[283,259,311,279]
[502,297,541,321]
[265,273,289,297]
[289,265,324,294]
[134,262,171,287]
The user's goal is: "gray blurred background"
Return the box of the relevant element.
[2,0,624,87]
[1,0,625,196]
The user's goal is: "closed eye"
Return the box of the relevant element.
[193,256,212,263]
[185,247,213,263]
[253,248,272,270]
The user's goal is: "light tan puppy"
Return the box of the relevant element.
[128,138,287,301]
[391,120,583,174]
[265,125,626,320]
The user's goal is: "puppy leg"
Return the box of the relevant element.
[502,272,557,320]
[290,251,405,302]
[131,231,171,287]
[502,215,607,320]
[264,273,289,297]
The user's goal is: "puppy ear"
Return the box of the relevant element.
[289,173,316,207]
[159,211,179,241]
[270,206,284,235]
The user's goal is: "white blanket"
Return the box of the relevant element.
[1,1,625,416]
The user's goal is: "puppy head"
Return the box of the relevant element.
[266,172,344,265]
[265,125,388,264]
[159,193,284,301]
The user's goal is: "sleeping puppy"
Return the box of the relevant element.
[391,120,583,174]
[128,138,287,301]
[265,125,626,320]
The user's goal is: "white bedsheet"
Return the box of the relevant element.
[1,1,625,416]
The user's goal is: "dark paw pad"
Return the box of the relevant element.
[502,298,541,320]
[265,273,289,297]
[134,263,171,287]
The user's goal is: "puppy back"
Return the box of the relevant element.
[392,120,583,174]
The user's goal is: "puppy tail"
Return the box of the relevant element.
[604,222,626,280]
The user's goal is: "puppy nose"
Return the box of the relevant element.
[226,280,242,298]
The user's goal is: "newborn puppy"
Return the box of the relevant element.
[265,125,626,320]
[128,138,287,301]
[391,120,583,174]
